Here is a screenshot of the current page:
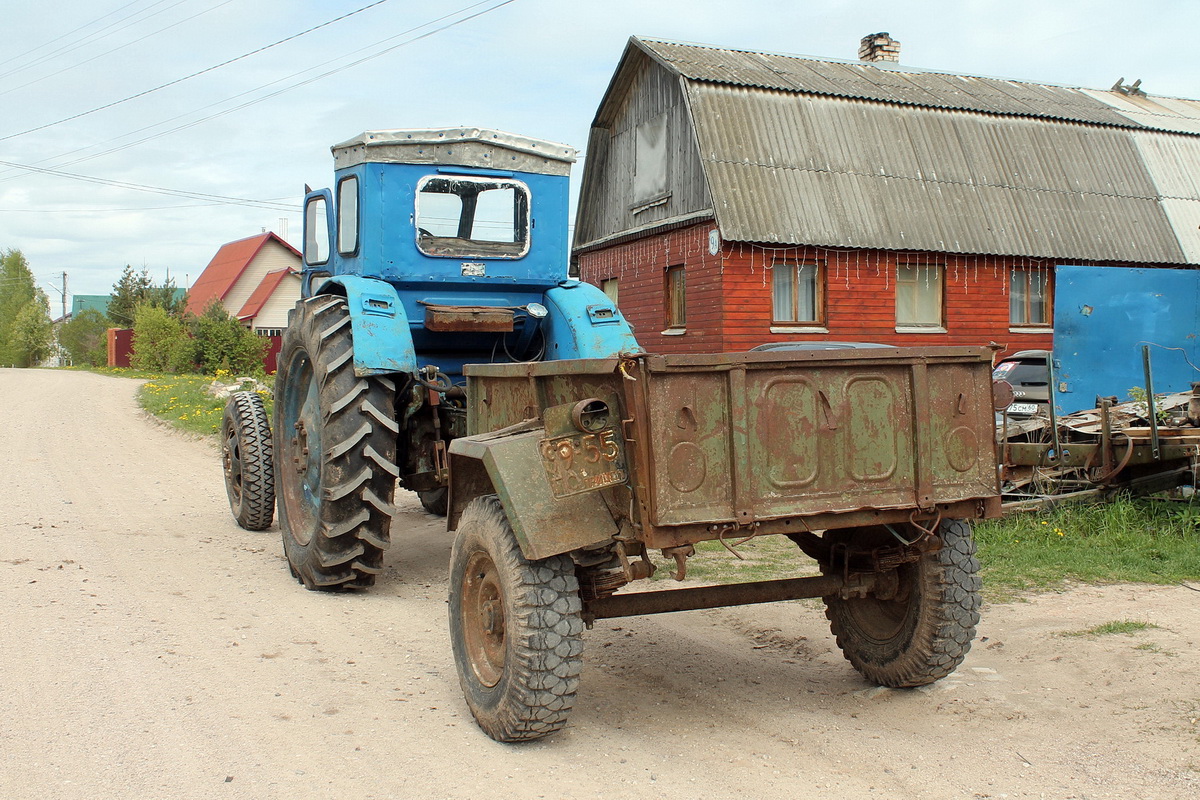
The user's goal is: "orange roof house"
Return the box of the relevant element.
[187,232,301,333]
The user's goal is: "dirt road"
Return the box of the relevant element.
[2,369,1198,799]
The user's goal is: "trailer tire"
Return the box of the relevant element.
[824,518,981,687]
[418,487,448,516]
[448,495,583,742]
[221,391,275,531]
[275,295,399,590]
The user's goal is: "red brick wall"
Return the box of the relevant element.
[578,224,1055,359]
[578,225,725,354]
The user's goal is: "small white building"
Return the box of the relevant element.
[186,232,301,335]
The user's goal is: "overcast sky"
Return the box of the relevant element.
[2,0,1197,309]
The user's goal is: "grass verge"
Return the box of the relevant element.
[648,497,1200,602]
[138,372,272,438]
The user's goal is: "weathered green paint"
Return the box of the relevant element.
[453,347,999,558]
[448,423,619,560]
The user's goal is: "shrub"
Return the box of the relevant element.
[191,300,266,376]
[131,304,194,372]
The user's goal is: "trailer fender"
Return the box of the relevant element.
[447,424,619,560]
[312,275,417,376]
[542,280,643,359]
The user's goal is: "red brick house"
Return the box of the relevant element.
[573,36,1200,359]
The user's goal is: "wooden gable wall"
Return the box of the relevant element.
[573,51,713,250]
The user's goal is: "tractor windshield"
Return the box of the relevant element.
[416,176,530,259]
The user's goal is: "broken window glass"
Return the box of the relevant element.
[416,176,530,259]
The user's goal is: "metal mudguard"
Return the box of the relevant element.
[313,275,417,377]
[447,423,619,560]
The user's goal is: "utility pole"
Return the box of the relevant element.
[61,271,68,320]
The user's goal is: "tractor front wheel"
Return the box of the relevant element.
[221,391,274,531]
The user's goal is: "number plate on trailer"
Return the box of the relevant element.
[1008,402,1040,415]
[540,429,628,498]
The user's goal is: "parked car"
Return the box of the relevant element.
[751,341,894,352]
[992,349,1051,416]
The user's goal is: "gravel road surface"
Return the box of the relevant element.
[2,369,1198,799]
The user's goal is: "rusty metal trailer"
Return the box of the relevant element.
[443,345,1000,740]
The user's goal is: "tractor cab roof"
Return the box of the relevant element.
[332,127,577,176]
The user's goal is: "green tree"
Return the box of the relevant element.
[191,299,265,375]
[0,248,38,365]
[110,265,188,327]
[147,275,188,318]
[10,291,53,366]
[131,304,195,373]
[108,264,153,328]
[59,307,111,367]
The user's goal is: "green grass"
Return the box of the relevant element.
[1062,620,1160,637]
[646,497,1200,602]
[976,497,1200,599]
[138,372,272,438]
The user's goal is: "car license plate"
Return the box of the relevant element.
[1008,402,1039,415]
[540,429,627,498]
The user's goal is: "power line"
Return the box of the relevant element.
[0,159,297,211]
[0,0,156,69]
[0,0,239,98]
[0,0,397,142]
[0,0,519,187]
[0,0,191,81]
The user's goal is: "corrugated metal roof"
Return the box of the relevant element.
[687,84,1188,263]
[637,38,1194,132]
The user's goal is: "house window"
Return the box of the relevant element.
[256,328,283,337]
[633,115,670,211]
[337,176,358,256]
[896,264,944,328]
[1010,268,1052,326]
[772,260,822,324]
[601,278,619,305]
[665,265,686,329]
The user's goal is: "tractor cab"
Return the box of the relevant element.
[300,128,637,378]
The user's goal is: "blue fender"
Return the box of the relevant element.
[312,275,417,376]
[542,280,643,359]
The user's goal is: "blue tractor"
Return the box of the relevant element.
[221,127,999,743]
[271,128,638,590]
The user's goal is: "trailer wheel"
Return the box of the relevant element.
[824,518,981,687]
[221,391,275,531]
[448,495,583,742]
[418,487,448,516]
[274,295,399,590]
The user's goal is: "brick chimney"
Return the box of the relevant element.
[859,32,901,63]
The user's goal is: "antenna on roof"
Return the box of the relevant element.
[1111,77,1146,97]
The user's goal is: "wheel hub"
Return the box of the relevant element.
[462,551,505,688]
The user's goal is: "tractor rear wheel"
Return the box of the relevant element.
[823,518,981,687]
[448,495,584,742]
[274,295,399,590]
[221,391,274,531]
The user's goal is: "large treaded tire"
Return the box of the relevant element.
[221,391,274,531]
[824,518,981,687]
[448,496,584,742]
[274,295,399,590]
